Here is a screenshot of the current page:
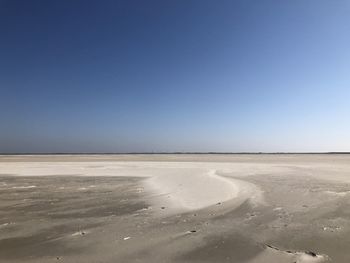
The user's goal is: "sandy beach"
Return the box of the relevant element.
[0,154,349,262]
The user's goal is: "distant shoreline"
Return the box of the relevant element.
[1,152,350,155]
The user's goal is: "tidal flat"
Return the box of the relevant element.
[0,154,349,262]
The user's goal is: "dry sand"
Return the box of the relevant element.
[0,154,350,262]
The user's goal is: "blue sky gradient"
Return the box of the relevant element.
[1,0,350,153]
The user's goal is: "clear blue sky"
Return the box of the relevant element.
[1,0,350,153]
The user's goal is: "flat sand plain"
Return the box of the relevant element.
[0,154,350,262]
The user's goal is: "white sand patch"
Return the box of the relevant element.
[252,245,330,263]
[295,252,329,262]
[71,230,89,236]
[144,169,240,212]
[11,185,36,189]
[0,222,11,228]
[324,190,350,197]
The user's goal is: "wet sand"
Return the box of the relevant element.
[0,154,349,262]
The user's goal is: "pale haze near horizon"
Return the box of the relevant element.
[1,0,350,153]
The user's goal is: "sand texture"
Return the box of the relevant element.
[0,154,350,262]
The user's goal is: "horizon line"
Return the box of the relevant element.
[1,152,350,155]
